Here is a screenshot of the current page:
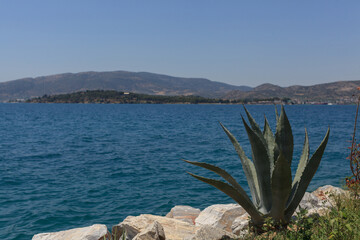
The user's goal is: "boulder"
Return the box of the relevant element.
[231,213,250,236]
[195,203,246,232]
[112,221,139,240]
[112,214,199,240]
[312,185,347,205]
[297,192,332,211]
[32,224,111,240]
[133,221,165,240]
[306,207,330,217]
[166,205,201,225]
[186,225,238,240]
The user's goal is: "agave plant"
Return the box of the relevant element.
[184,106,330,227]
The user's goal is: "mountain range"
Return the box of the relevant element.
[0,71,250,101]
[0,70,359,103]
[225,81,360,103]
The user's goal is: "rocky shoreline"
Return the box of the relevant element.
[32,185,346,240]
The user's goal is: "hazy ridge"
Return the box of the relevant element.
[0,71,251,101]
[0,70,359,103]
[224,81,360,103]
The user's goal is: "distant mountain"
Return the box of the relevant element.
[225,81,360,103]
[2,70,358,103]
[0,71,252,101]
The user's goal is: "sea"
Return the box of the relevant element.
[0,103,355,239]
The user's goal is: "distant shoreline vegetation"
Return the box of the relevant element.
[21,90,290,104]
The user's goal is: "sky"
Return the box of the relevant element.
[0,1,359,87]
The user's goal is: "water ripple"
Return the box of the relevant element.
[0,104,355,239]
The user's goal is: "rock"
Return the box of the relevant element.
[32,224,111,240]
[186,225,238,240]
[306,207,330,217]
[112,214,199,240]
[195,203,246,232]
[133,221,165,240]
[112,221,139,240]
[231,213,250,236]
[166,205,201,225]
[312,185,347,206]
[298,192,331,211]
[288,192,332,220]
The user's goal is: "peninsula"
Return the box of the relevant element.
[24,90,288,105]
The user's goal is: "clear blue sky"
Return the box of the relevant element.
[0,1,359,87]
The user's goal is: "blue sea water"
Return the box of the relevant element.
[0,103,355,239]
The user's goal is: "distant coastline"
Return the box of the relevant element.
[17,89,352,105]
[1,70,359,104]
[20,90,293,105]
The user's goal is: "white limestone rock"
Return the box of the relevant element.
[296,192,332,212]
[166,205,201,225]
[32,224,110,240]
[231,213,250,236]
[306,207,330,217]
[312,185,347,206]
[113,214,199,240]
[195,203,246,232]
[186,225,237,240]
[133,221,165,240]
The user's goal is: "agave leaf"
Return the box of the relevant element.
[270,152,292,222]
[275,106,293,166]
[219,122,260,206]
[187,172,263,224]
[242,116,272,213]
[244,105,277,174]
[275,105,279,122]
[243,105,263,137]
[183,159,252,203]
[285,127,330,220]
[287,128,309,207]
[263,116,278,175]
